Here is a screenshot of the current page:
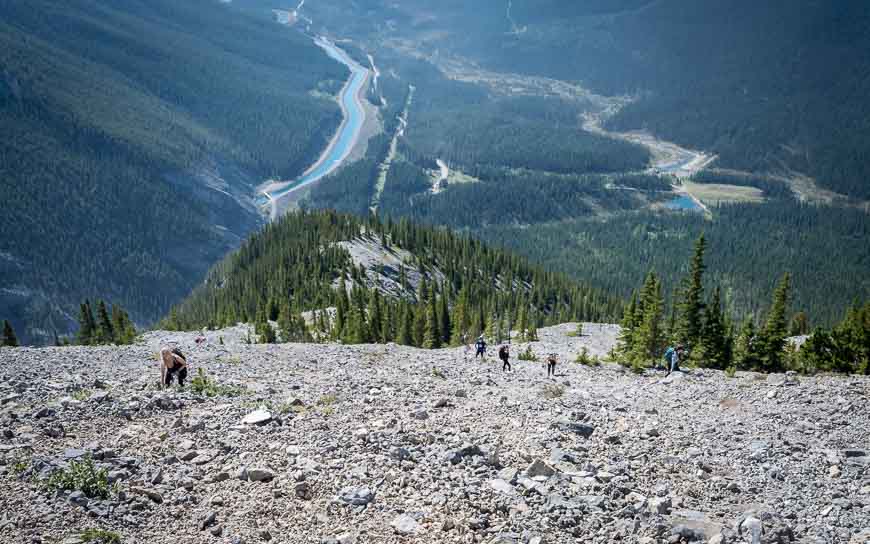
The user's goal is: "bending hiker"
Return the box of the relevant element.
[475,335,487,359]
[499,344,511,372]
[546,353,557,378]
[664,344,685,376]
[160,345,188,387]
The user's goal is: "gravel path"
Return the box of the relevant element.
[1,324,868,544]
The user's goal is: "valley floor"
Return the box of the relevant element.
[0,324,868,543]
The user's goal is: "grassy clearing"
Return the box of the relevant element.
[683,181,765,205]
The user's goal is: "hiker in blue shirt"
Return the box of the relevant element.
[664,344,685,376]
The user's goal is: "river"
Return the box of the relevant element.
[262,36,370,218]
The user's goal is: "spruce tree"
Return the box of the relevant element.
[96,300,114,344]
[451,287,470,345]
[527,310,539,342]
[675,234,706,349]
[367,290,383,343]
[486,300,500,344]
[733,317,759,370]
[630,272,664,369]
[397,303,413,346]
[77,301,96,345]
[615,292,638,361]
[438,291,451,345]
[517,303,528,342]
[758,273,791,372]
[424,296,441,349]
[789,311,810,336]
[2,320,18,347]
[693,287,728,368]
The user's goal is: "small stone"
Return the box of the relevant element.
[295,481,313,500]
[201,511,217,530]
[434,398,450,408]
[411,409,429,420]
[391,514,421,535]
[337,486,374,506]
[525,459,555,479]
[489,479,516,495]
[830,466,842,478]
[648,497,672,515]
[210,526,224,537]
[247,467,274,482]
[241,409,272,426]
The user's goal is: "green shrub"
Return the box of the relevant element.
[10,458,30,476]
[72,389,91,401]
[431,366,447,379]
[190,368,246,397]
[518,346,538,361]
[80,528,122,544]
[724,365,737,378]
[44,458,110,499]
[574,347,600,366]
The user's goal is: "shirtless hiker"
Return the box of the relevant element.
[160,345,188,388]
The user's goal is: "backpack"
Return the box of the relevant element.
[663,347,675,364]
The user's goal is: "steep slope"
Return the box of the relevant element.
[164,210,621,340]
[0,0,346,344]
[1,326,868,543]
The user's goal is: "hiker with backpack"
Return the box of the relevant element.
[499,344,511,372]
[546,353,557,378]
[475,335,487,359]
[664,344,685,376]
[160,345,189,388]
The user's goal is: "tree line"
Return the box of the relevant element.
[73,300,137,346]
[163,210,622,346]
[614,234,868,375]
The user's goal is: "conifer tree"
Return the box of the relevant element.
[789,311,810,336]
[517,303,528,342]
[615,292,638,360]
[78,300,97,345]
[527,310,539,342]
[733,317,759,370]
[693,287,729,368]
[2,320,18,347]
[675,234,707,349]
[630,272,664,369]
[397,303,413,346]
[380,302,393,343]
[424,295,441,349]
[758,273,791,372]
[486,300,501,344]
[96,300,114,344]
[438,291,451,345]
[367,290,383,343]
[451,287,470,345]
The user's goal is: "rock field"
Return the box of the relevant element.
[1,323,868,544]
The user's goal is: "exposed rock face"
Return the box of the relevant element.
[0,323,868,543]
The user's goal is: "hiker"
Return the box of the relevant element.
[475,335,487,359]
[499,344,511,372]
[664,344,685,376]
[160,345,188,387]
[546,353,557,377]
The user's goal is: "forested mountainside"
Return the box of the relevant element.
[165,210,620,344]
[367,0,870,200]
[0,0,346,344]
[272,0,869,326]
